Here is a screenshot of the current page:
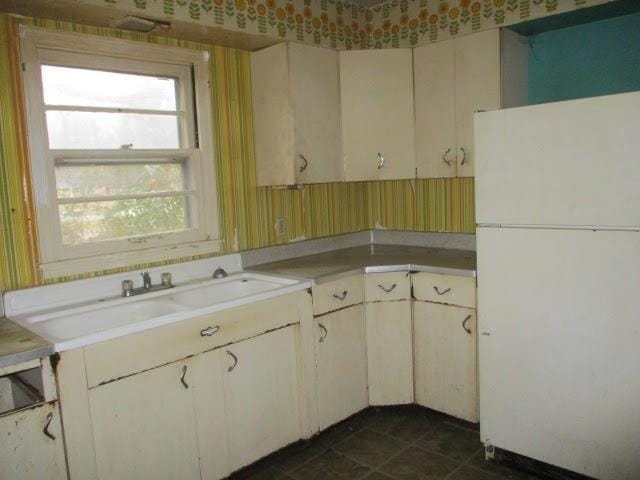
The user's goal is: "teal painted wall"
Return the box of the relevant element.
[528,12,640,105]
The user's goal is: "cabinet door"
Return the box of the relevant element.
[251,43,296,186]
[191,349,231,480]
[414,40,457,178]
[454,29,501,177]
[223,326,301,471]
[315,304,368,429]
[290,43,342,184]
[89,360,201,480]
[0,402,67,480]
[414,302,478,422]
[340,49,416,181]
[365,301,413,405]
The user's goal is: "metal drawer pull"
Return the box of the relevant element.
[226,350,238,372]
[460,147,467,165]
[43,412,55,440]
[441,148,452,166]
[180,365,189,389]
[299,154,308,173]
[462,315,472,334]
[333,290,348,301]
[318,323,328,343]
[200,325,219,336]
[377,152,385,169]
[378,283,397,293]
[433,286,451,296]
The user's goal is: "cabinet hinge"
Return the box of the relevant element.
[410,285,415,300]
[21,62,26,72]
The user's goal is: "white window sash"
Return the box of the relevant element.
[20,26,221,278]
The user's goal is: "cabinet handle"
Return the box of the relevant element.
[318,323,328,343]
[200,325,219,336]
[377,152,385,169]
[441,148,452,166]
[333,290,348,301]
[378,283,397,293]
[462,315,472,334]
[299,154,308,173]
[180,365,189,389]
[43,412,56,440]
[460,147,467,165]
[226,350,238,372]
[433,286,451,296]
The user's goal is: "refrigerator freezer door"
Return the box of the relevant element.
[477,226,640,480]
[475,91,640,228]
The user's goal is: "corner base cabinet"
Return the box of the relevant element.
[413,301,478,422]
[315,304,368,430]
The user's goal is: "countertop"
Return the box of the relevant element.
[0,316,53,368]
[250,244,476,282]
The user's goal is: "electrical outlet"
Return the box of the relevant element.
[275,217,287,237]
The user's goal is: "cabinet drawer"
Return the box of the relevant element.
[412,272,476,308]
[84,291,305,388]
[313,275,363,315]
[364,272,411,302]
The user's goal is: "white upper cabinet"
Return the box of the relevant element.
[415,29,525,178]
[340,49,416,181]
[414,39,457,179]
[251,42,342,186]
[454,29,501,177]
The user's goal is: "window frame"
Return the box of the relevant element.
[20,26,221,279]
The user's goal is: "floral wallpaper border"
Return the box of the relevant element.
[82,0,616,49]
[96,0,369,49]
[367,0,615,48]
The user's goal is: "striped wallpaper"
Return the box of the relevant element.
[0,14,474,292]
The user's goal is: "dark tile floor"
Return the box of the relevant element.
[229,405,546,480]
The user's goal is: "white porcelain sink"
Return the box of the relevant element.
[10,272,308,352]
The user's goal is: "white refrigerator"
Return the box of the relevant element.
[475,91,640,480]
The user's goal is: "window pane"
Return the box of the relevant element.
[46,111,180,149]
[59,196,189,245]
[41,65,178,111]
[55,162,185,199]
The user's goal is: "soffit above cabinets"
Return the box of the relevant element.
[0,0,280,51]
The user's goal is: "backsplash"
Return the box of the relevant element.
[0,14,473,292]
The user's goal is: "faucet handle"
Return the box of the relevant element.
[122,280,134,297]
[161,272,172,286]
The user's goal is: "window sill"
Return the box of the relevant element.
[39,239,223,280]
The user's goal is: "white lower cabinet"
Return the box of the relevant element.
[365,301,413,405]
[222,326,302,471]
[0,402,67,480]
[89,360,202,480]
[413,301,478,422]
[315,304,368,430]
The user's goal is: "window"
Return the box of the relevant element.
[21,27,220,278]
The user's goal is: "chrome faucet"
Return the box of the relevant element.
[122,271,174,297]
[142,271,152,289]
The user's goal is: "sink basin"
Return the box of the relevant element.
[27,299,187,343]
[165,276,291,309]
[10,272,308,352]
